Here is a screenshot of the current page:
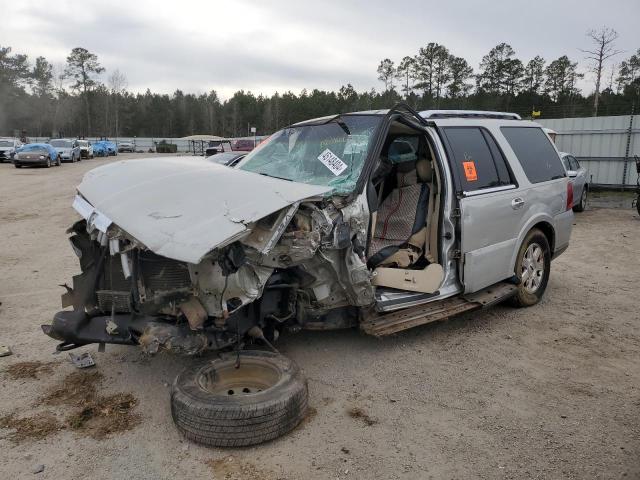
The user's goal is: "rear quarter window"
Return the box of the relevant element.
[501,127,566,183]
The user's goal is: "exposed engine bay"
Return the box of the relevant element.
[45,193,375,355]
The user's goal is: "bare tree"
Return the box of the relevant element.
[580,27,622,116]
[108,69,127,138]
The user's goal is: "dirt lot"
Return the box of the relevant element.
[0,155,639,479]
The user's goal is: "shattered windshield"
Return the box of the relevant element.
[238,115,381,194]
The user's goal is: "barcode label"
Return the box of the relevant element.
[317,148,348,176]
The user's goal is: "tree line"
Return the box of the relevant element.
[0,27,638,140]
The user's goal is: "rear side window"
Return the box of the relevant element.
[568,156,580,170]
[442,127,513,192]
[501,127,566,183]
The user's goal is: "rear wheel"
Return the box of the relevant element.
[573,187,587,212]
[510,228,551,307]
[171,351,308,447]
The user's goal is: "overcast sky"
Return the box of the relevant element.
[3,0,639,99]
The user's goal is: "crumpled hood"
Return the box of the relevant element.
[77,157,330,263]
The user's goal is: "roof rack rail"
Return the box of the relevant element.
[419,110,522,120]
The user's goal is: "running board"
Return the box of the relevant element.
[360,282,517,337]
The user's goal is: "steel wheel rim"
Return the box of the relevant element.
[521,242,544,294]
[197,358,281,397]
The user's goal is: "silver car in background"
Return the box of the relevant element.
[560,152,588,212]
[118,140,135,153]
[0,138,23,162]
[49,138,81,162]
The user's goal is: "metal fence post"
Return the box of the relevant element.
[622,105,635,188]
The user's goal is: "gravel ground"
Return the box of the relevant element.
[0,155,639,479]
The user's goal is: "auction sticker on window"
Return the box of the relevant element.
[462,160,478,181]
[318,148,348,176]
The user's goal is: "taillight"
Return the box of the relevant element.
[566,182,573,211]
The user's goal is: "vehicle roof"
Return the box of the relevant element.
[291,109,526,127]
[49,138,75,141]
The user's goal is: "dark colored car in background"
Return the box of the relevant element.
[205,140,233,156]
[14,143,61,168]
[231,139,256,151]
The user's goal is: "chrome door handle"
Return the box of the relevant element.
[511,198,525,209]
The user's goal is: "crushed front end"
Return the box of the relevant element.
[44,189,375,356]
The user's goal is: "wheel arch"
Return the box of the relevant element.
[510,216,555,275]
[532,221,555,254]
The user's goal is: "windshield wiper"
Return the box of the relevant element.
[258,172,292,181]
[335,119,351,136]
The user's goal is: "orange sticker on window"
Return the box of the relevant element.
[462,161,478,181]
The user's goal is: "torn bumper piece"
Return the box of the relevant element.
[42,310,236,355]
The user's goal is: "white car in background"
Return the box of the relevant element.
[78,140,94,159]
[118,140,135,153]
[0,138,22,162]
[49,138,81,162]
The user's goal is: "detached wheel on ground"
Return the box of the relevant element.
[510,228,551,307]
[171,350,308,447]
[573,187,588,212]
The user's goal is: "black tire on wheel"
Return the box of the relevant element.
[171,350,308,447]
[509,228,551,308]
[573,187,587,212]
[56,155,62,166]
[45,156,51,168]
[14,162,21,168]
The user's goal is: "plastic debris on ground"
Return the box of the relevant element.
[68,352,96,369]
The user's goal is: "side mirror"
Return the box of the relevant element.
[567,170,577,178]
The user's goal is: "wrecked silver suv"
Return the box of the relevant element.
[43,106,574,446]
